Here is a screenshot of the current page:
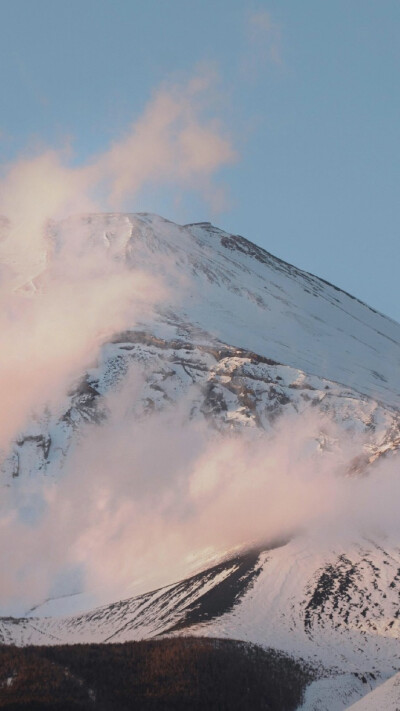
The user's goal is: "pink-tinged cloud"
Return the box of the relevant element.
[0,378,399,615]
[90,75,236,207]
[0,71,236,448]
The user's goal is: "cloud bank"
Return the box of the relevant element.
[0,363,399,616]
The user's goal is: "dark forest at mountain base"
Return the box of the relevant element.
[0,636,314,711]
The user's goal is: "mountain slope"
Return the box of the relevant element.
[346,671,400,710]
[53,213,400,408]
[2,213,400,484]
[1,213,400,711]
[2,535,399,668]
[1,535,399,709]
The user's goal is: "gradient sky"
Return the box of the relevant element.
[1,0,399,321]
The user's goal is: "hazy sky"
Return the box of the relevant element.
[1,0,399,321]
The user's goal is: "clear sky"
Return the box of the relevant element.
[1,0,399,321]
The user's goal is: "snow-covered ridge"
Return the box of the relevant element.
[50,213,400,407]
[1,535,399,710]
[2,535,399,668]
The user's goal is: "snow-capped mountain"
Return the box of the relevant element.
[3,213,400,482]
[1,213,400,710]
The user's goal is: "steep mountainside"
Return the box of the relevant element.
[2,213,400,483]
[1,214,400,711]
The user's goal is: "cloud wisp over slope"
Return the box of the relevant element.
[0,71,235,449]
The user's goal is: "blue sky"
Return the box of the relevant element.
[1,0,399,320]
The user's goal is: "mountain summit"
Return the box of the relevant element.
[55,213,400,407]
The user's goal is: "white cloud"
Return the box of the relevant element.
[0,69,236,449]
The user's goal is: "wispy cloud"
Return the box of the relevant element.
[243,8,283,75]
[0,69,236,449]
[91,73,236,208]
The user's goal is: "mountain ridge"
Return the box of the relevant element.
[183,217,394,321]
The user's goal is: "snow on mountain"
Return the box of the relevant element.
[2,213,400,483]
[3,333,399,483]
[1,534,399,709]
[2,535,399,670]
[53,212,400,409]
[1,213,400,710]
[345,671,400,710]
